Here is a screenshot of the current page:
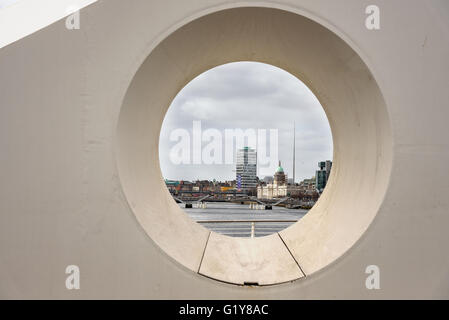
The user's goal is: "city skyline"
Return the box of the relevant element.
[165,156,332,186]
[159,61,333,182]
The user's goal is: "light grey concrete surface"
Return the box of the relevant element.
[199,233,304,285]
[116,6,392,286]
[0,0,448,299]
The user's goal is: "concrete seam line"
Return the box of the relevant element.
[278,233,306,277]
[198,231,211,273]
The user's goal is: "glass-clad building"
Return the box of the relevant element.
[316,160,332,192]
[235,147,257,191]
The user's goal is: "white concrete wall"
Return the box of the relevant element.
[0,0,449,298]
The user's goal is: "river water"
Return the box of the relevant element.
[180,202,308,238]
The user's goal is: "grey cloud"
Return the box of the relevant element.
[159,62,333,182]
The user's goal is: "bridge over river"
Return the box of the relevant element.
[171,190,316,209]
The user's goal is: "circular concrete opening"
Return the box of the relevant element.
[158,61,333,238]
[116,7,392,285]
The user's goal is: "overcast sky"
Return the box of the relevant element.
[159,62,332,183]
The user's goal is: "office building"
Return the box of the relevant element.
[316,160,332,192]
[236,147,257,191]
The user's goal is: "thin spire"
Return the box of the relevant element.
[293,121,296,184]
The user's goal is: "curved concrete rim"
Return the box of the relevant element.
[116,6,393,286]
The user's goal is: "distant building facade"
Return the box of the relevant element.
[165,179,180,193]
[257,161,302,199]
[165,179,236,195]
[236,147,257,191]
[298,177,316,192]
[315,160,332,192]
[263,176,274,183]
